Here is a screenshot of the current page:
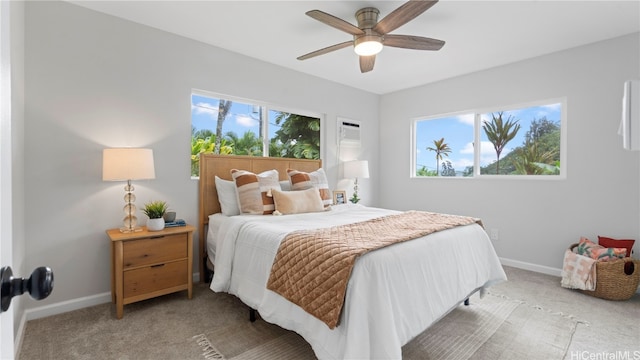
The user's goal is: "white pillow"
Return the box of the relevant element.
[215,176,240,216]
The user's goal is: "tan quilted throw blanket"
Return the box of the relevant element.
[266,210,483,329]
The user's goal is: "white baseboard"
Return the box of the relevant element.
[25,291,112,321]
[499,257,640,293]
[499,257,562,277]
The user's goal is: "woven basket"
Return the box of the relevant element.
[570,243,640,300]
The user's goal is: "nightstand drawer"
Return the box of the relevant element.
[123,234,187,269]
[123,260,188,298]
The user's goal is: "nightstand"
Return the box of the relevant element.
[106,225,195,319]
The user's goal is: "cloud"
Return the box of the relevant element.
[460,141,496,154]
[480,141,497,154]
[536,103,562,119]
[542,103,561,111]
[451,157,473,169]
[235,114,259,127]
[193,102,218,117]
[456,113,475,126]
[459,141,515,167]
[483,103,562,122]
[460,142,474,154]
[479,141,516,166]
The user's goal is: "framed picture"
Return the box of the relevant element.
[333,190,346,205]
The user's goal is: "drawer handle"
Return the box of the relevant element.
[150,264,165,268]
[149,236,165,239]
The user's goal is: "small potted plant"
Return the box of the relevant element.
[142,200,168,231]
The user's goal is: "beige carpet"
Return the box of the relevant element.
[19,266,597,360]
[188,292,579,360]
[404,293,580,360]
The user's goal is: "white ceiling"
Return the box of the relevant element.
[68,0,640,95]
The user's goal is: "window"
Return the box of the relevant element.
[414,113,475,177]
[191,91,321,177]
[413,99,565,178]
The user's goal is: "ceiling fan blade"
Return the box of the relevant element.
[384,34,445,50]
[306,10,364,36]
[373,0,439,35]
[359,55,375,73]
[297,41,353,61]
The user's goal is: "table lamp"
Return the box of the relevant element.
[344,160,369,204]
[103,148,156,232]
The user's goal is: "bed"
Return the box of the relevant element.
[198,154,507,359]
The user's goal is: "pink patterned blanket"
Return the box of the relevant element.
[561,249,597,290]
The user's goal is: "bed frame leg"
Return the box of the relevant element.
[249,308,256,322]
[464,298,470,306]
[203,256,213,283]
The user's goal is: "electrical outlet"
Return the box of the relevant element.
[490,229,499,241]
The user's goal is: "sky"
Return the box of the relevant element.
[191,94,266,137]
[415,102,562,173]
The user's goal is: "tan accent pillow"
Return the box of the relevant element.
[287,168,332,207]
[231,169,281,215]
[272,188,324,215]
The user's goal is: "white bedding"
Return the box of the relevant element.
[210,204,506,359]
[206,213,228,263]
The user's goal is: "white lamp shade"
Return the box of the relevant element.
[102,148,156,181]
[344,160,370,179]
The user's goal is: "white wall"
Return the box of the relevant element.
[379,33,640,271]
[23,1,379,310]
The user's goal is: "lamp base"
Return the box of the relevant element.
[350,178,361,203]
[120,182,140,233]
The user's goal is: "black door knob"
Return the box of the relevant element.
[0,266,54,312]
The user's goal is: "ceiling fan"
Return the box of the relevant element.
[297,0,445,73]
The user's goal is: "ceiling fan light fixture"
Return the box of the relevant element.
[299,1,444,72]
[354,35,383,56]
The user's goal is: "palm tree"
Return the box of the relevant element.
[215,100,232,154]
[193,128,213,141]
[482,112,521,174]
[225,131,262,156]
[270,112,320,159]
[512,138,558,175]
[426,138,452,176]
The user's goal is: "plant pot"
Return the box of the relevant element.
[147,218,165,231]
[163,211,176,223]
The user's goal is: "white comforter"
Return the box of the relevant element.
[210,204,506,359]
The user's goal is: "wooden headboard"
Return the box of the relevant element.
[198,154,322,281]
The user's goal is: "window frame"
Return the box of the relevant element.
[191,89,325,179]
[411,97,567,180]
